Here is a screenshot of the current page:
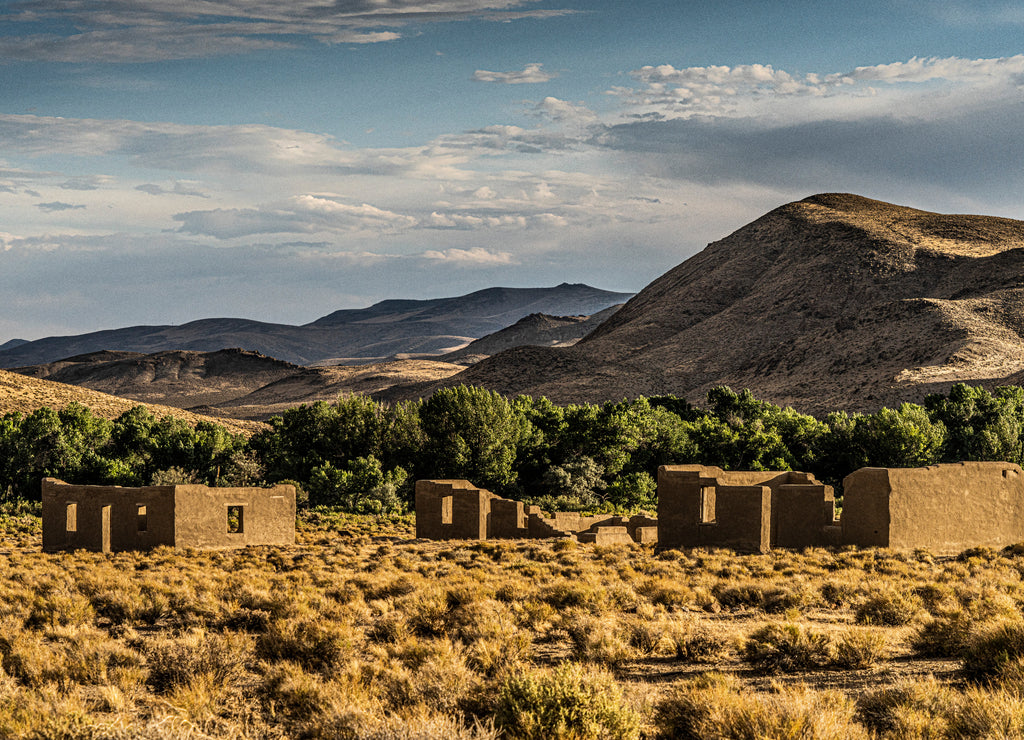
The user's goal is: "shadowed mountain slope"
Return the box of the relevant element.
[432,194,1024,414]
[0,284,633,368]
[440,305,622,364]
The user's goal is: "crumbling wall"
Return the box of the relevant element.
[414,479,655,544]
[42,479,176,553]
[414,480,499,540]
[842,462,1024,554]
[657,465,835,552]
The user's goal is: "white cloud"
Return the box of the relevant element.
[419,247,516,265]
[174,194,417,238]
[613,55,1024,118]
[531,97,598,124]
[472,63,555,84]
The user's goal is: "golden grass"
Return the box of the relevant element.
[3,513,1024,737]
[0,369,266,436]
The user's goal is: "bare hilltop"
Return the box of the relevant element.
[436,194,1024,414]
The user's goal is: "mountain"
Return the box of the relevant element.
[440,305,623,364]
[422,194,1024,414]
[0,339,28,352]
[0,283,633,368]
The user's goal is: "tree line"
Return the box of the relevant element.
[2,383,1022,514]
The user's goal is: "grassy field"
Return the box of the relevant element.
[4,510,1024,739]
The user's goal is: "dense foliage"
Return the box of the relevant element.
[5,382,1024,514]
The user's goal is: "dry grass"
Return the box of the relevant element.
[3,513,1024,737]
[0,369,265,436]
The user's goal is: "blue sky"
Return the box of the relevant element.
[2,0,1024,342]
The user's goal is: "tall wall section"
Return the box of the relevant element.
[842,462,1024,554]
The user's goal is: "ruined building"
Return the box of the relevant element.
[42,478,296,553]
[416,461,1024,554]
[414,479,657,545]
[657,465,838,553]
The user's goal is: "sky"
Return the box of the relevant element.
[2,0,1024,342]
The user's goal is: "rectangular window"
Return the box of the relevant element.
[440,496,453,525]
[227,505,244,533]
[137,505,148,533]
[66,503,77,532]
[700,487,716,523]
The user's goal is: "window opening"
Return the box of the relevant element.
[137,505,148,533]
[227,505,244,533]
[441,496,453,525]
[66,503,77,532]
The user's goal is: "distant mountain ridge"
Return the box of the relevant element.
[420,194,1024,414]
[0,283,633,368]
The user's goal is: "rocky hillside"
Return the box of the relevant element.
[436,194,1024,414]
[0,283,633,368]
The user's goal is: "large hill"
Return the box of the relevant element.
[0,283,632,368]
[0,368,265,435]
[432,194,1024,414]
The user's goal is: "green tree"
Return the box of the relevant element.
[418,386,526,493]
[924,383,1024,464]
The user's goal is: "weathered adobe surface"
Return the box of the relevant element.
[431,193,1024,414]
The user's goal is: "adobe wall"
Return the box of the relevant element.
[173,484,296,550]
[42,478,176,553]
[842,462,1024,554]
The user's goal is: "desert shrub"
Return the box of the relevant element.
[143,630,249,693]
[947,687,1024,738]
[962,619,1024,681]
[309,708,500,740]
[742,622,834,673]
[671,620,732,664]
[834,627,887,669]
[912,609,976,658]
[260,661,331,719]
[854,589,923,626]
[637,578,693,610]
[653,672,867,740]
[255,616,356,673]
[25,588,95,630]
[495,662,640,740]
[562,611,633,666]
[713,582,765,611]
[856,677,956,737]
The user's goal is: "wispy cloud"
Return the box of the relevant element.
[36,201,86,212]
[135,181,210,198]
[472,63,554,84]
[1,1,575,62]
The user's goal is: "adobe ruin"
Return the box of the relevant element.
[417,461,1024,554]
[656,465,838,553]
[414,479,657,545]
[42,478,296,553]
